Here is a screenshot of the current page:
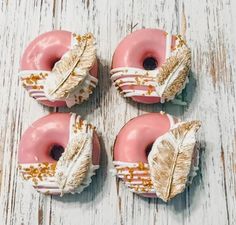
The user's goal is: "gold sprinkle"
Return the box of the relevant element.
[19,163,56,185]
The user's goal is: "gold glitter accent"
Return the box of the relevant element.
[19,163,56,185]
[73,119,84,133]
[146,85,155,95]
[176,35,187,48]
[157,56,179,85]
[116,162,153,193]
[76,35,81,42]
[73,117,94,134]
[171,120,201,139]
[135,77,140,85]
[88,85,94,94]
[21,73,48,86]
[161,62,189,98]
[157,42,191,99]
[75,33,93,44]
[115,80,124,87]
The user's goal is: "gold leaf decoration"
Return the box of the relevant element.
[157,56,179,85]
[157,37,191,100]
[44,33,96,100]
[55,132,93,195]
[148,120,201,202]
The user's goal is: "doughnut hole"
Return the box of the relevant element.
[145,142,154,157]
[49,57,61,69]
[143,57,158,70]
[49,144,64,161]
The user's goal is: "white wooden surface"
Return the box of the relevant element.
[1,0,236,224]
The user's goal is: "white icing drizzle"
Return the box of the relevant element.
[19,33,98,107]
[165,32,172,59]
[166,113,176,128]
[112,161,156,194]
[110,67,160,81]
[19,113,99,195]
[110,34,190,102]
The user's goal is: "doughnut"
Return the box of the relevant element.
[112,113,201,201]
[18,113,100,196]
[110,28,191,104]
[19,30,98,107]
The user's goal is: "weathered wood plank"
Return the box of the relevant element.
[0,1,56,225]
[0,0,236,224]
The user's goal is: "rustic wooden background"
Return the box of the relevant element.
[1,0,236,224]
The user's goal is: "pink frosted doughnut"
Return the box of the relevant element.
[113,113,177,197]
[111,28,191,104]
[19,30,98,107]
[113,113,201,200]
[18,113,100,195]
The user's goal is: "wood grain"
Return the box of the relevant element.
[1,0,236,224]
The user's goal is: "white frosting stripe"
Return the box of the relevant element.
[19,69,97,106]
[166,113,176,128]
[69,113,94,140]
[113,161,149,168]
[117,174,150,179]
[121,89,159,97]
[110,67,160,81]
[113,161,155,195]
[165,32,172,59]
[114,77,158,88]
[19,33,97,107]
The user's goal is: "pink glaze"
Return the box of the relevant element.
[18,113,100,165]
[20,30,98,107]
[114,113,175,163]
[112,28,176,104]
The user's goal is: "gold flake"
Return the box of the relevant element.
[115,162,153,193]
[147,85,154,95]
[19,163,56,185]
[21,73,48,86]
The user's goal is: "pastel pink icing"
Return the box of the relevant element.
[20,30,98,107]
[111,28,176,104]
[18,113,100,165]
[114,113,175,163]
[114,113,177,198]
